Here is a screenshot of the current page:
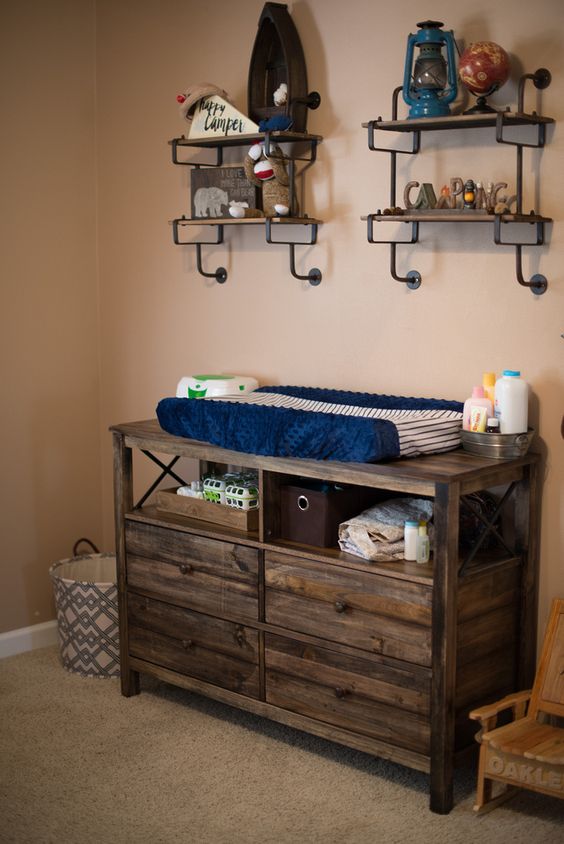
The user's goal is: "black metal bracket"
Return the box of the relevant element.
[493,69,552,295]
[366,215,421,288]
[171,137,223,167]
[493,214,548,297]
[495,68,551,152]
[262,132,319,167]
[134,452,189,509]
[365,86,421,286]
[289,90,321,121]
[172,217,227,283]
[265,218,321,285]
[366,87,421,209]
[458,483,518,575]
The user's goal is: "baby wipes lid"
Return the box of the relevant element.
[176,374,259,399]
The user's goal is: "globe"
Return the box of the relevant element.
[458,41,510,113]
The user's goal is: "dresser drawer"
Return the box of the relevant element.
[125,521,259,622]
[265,634,431,755]
[128,593,260,697]
[265,551,432,665]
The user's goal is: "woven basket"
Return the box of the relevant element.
[49,538,120,678]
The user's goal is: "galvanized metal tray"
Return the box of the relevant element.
[460,428,535,459]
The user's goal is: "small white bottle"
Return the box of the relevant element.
[416,523,430,565]
[404,520,418,561]
[494,370,529,434]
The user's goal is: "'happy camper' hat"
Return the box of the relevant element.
[176,82,230,122]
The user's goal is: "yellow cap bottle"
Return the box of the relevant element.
[482,372,495,406]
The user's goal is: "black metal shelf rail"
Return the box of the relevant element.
[364,71,553,295]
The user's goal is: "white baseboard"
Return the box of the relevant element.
[0,619,59,660]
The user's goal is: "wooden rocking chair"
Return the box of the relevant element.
[470,597,564,813]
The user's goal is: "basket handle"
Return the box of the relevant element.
[72,537,100,556]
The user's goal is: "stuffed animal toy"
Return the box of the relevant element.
[229,142,291,218]
[258,83,293,132]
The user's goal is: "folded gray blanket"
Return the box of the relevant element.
[338,497,434,561]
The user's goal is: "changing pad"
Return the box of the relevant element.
[156,385,463,463]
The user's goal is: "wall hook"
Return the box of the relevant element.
[196,244,227,284]
[367,215,421,289]
[172,218,227,283]
[265,218,322,285]
[515,245,547,296]
[493,216,548,295]
[289,243,322,285]
[391,243,421,289]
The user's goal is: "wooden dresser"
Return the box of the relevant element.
[111,419,541,813]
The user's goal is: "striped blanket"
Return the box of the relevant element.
[156,385,463,463]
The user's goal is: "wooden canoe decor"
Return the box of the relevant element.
[247,2,317,133]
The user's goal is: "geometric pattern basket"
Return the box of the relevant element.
[49,539,120,678]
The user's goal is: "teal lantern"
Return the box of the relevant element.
[402,20,458,119]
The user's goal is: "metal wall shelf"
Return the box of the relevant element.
[363,69,554,295]
[170,130,322,284]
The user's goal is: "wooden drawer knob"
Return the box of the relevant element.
[334,687,349,699]
[334,600,347,613]
[179,563,193,575]
[181,639,193,650]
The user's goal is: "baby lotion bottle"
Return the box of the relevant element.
[494,370,529,434]
[463,386,493,431]
[404,521,418,561]
[416,522,430,565]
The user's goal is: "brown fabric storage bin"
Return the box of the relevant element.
[280,481,375,547]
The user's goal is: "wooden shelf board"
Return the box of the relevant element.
[362,111,554,133]
[170,131,323,148]
[362,212,551,224]
[172,216,322,226]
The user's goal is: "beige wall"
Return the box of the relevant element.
[2,0,562,636]
[0,1,101,632]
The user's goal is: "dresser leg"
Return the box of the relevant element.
[113,432,136,698]
[121,669,140,697]
[430,775,453,814]
[429,480,459,815]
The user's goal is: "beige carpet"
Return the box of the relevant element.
[1,646,562,844]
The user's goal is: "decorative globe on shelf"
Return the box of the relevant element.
[458,41,510,113]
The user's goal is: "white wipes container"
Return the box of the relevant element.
[494,370,529,434]
[176,374,258,399]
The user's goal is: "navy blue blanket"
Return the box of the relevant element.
[156,386,463,463]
